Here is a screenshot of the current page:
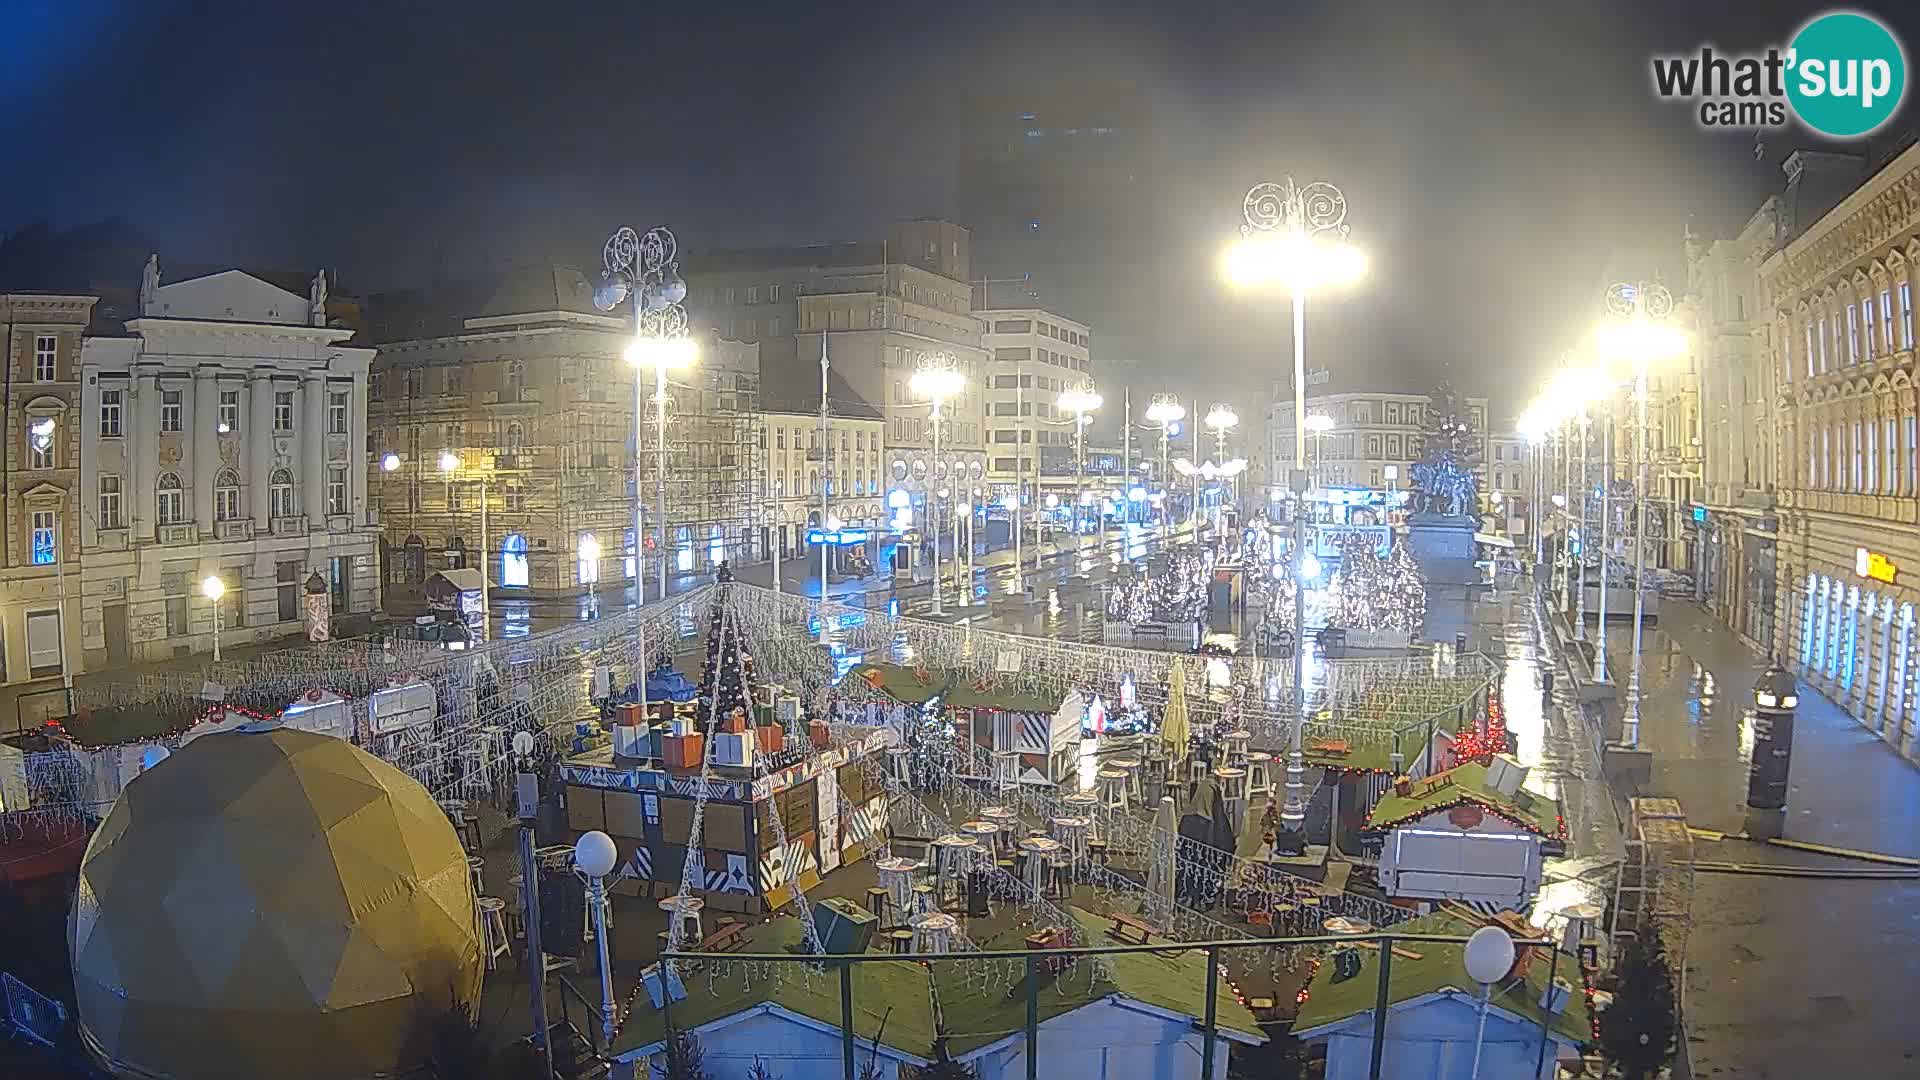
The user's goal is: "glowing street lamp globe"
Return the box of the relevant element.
[1204,404,1238,433]
[624,335,698,371]
[1145,395,1185,427]
[438,451,460,474]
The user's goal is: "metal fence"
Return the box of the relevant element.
[660,930,1569,1080]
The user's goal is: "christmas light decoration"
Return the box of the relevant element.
[1324,536,1426,634]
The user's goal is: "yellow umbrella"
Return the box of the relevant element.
[1161,662,1191,760]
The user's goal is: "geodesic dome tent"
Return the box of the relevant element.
[69,726,482,1080]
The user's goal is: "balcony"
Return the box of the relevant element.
[215,519,254,541]
[270,514,308,537]
[157,524,196,547]
[484,387,542,405]
[326,514,354,533]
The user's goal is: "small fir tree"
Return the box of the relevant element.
[1597,933,1678,1080]
[698,602,755,719]
[653,1024,712,1080]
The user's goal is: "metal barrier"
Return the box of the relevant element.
[10,685,71,736]
[662,930,1566,1080]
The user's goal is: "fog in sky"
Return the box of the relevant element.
[6,1,1916,416]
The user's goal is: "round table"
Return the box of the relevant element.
[1097,767,1130,808]
[934,833,982,895]
[911,911,959,953]
[875,856,919,913]
[1019,836,1063,894]
[961,819,1002,854]
[1324,915,1373,935]
[1050,815,1090,863]
[658,895,704,944]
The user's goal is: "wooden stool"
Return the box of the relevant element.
[467,855,486,899]
[865,886,891,926]
[1109,757,1143,801]
[1088,839,1110,870]
[1046,853,1072,899]
[1019,837,1062,896]
[889,928,915,955]
[477,897,509,970]
[1245,752,1275,801]
[912,884,937,918]
[1224,729,1252,765]
[1098,768,1130,813]
[439,799,482,854]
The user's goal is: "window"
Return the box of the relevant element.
[769,315,783,335]
[219,390,240,432]
[775,428,785,449]
[1868,422,1878,491]
[1806,322,1817,377]
[156,473,185,526]
[215,470,240,522]
[1863,298,1877,359]
[724,287,736,304]
[406,369,423,398]
[443,421,463,446]
[27,418,54,469]
[1817,316,1828,371]
[1882,289,1896,351]
[160,389,182,432]
[270,468,296,519]
[1903,283,1915,349]
[769,284,782,302]
[33,335,55,382]
[506,421,526,451]
[1853,422,1863,491]
[1908,416,1917,493]
[98,475,123,529]
[1887,419,1899,495]
[277,561,301,622]
[30,510,56,565]
[1848,303,1860,363]
[504,482,526,511]
[328,391,349,434]
[166,597,188,637]
[446,367,464,395]
[746,285,760,304]
[327,466,349,516]
[100,389,123,437]
[274,391,295,430]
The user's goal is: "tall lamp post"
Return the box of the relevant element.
[572,830,619,1050]
[593,224,692,612]
[1225,177,1366,842]
[1144,395,1185,532]
[1059,384,1102,554]
[1205,404,1239,533]
[911,353,966,616]
[1597,281,1687,747]
[201,575,226,662]
[1303,412,1336,498]
[438,451,490,640]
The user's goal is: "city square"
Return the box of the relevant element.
[3,5,1920,1080]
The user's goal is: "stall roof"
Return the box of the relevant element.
[941,680,1063,715]
[1292,911,1590,1046]
[1365,761,1561,836]
[856,663,950,704]
[427,568,487,594]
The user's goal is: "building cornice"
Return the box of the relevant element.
[1763,142,1920,300]
[125,317,357,346]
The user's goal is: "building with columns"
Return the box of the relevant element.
[77,265,379,667]
[0,292,96,686]
[1760,141,1920,761]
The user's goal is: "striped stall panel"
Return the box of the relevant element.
[1016,711,1050,754]
[615,841,653,883]
[841,796,886,849]
[704,853,755,895]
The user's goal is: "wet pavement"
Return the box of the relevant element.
[1595,602,1920,1077]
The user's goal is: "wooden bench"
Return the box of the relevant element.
[700,922,749,955]
[1106,913,1154,946]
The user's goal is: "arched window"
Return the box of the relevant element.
[270,468,296,520]
[156,472,185,526]
[499,533,529,588]
[506,421,526,451]
[214,469,240,522]
[402,533,428,585]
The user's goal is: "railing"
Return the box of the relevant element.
[660,930,1568,1080]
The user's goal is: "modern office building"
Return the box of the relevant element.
[978,307,1093,504]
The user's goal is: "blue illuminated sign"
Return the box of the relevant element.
[806,529,870,546]
[1692,505,1708,523]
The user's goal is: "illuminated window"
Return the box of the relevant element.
[219,390,240,432]
[30,510,56,565]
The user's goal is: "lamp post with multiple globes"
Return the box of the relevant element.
[910,353,967,616]
[1224,177,1367,843]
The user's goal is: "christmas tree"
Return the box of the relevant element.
[698,603,755,721]
[1597,933,1677,1080]
[1324,537,1425,633]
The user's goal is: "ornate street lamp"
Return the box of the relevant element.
[911,352,966,615]
[1224,178,1366,842]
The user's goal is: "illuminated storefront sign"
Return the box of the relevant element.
[1855,547,1898,584]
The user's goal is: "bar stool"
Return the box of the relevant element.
[1019,837,1062,896]
[961,819,1001,858]
[992,750,1021,794]
[866,886,892,926]
[1140,755,1168,806]
[467,855,486,899]
[1214,766,1248,825]
[1046,853,1073,900]
[1098,768,1130,813]
[1109,756,1143,802]
[658,895,705,947]
[888,928,916,955]
[980,805,1018,854]
[1224,729,1252,765]
[1087,838,1110,871]
[888,745,913,786]
[477,897,510,970]
[911,884,937,918]
[438,799,482,855]
[1245,752,1275,802]
[933,834,978,906]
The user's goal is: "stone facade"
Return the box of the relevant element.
[77,269,379,669]
[0,294,95,686]
[1760,141,1920,760]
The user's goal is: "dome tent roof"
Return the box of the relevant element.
[70,727,482,1079]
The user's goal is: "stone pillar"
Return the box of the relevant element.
[134,368,160,536]
[302,373,326,524]
[192,367,216,534]
[249,370,275,527]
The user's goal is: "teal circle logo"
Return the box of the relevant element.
[1786,11,1907,137]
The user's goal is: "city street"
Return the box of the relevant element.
[1594,603,1920,1077]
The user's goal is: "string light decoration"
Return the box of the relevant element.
[1448,686,1510,765]
[1105,544,1213,626]
[699,597,758,720]
[1324,536,1426,634]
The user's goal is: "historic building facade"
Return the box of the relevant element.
[1687,200,1785,649]
[0,293,95,686]
[1267,391,1489,494]
[1761,140,1920,760]
[77,265,380,667]
[365,265,764,600]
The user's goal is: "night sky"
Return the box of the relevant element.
[7,1,1918,417]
